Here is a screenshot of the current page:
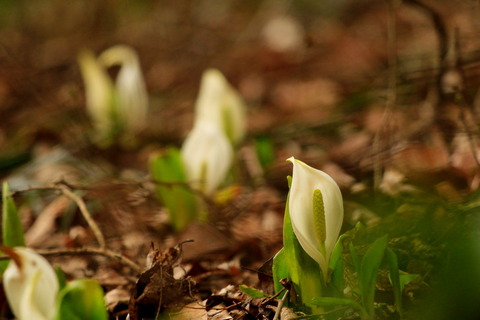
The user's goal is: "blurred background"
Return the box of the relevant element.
[2,1,480,318]
[2,0,480,170]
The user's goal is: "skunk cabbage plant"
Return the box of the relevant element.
[287,156,344,279]
[181,122,233,195]
[78,45,148,147]
[194,69,246,145]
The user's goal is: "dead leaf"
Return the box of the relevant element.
[25,195,70,247]
[128,243,196,320]
[169,301,209,320]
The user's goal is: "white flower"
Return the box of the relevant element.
[78,45,148,145]
[287,157,344,279]
[98,45,148,134]
[181,122,233,195]
[3,247,59,320]
[78,49,114,142]
[194,69,246,145]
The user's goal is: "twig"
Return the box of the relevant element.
[8,183,142,273]
[373,0,399,190]
[0,246,141,273]
[10,183,106,248]
[57,184,106,248]
[273,289,289,320]
[448,28,480,172]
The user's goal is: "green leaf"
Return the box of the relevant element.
[272,248,289,294]
[150,148,197,231]
[359,235,388,318]
[329,234,347,271]
[349,242,360,275]
[55,279,108,320]
[2,182,25,247]
[254,136,275,169]
[329,234,348,296]
[399,272,420,292]
[385,248,402,318]
[311,296,367,317]
[239,284,270,299]
[55,266,67,290]
[1,182,25,272]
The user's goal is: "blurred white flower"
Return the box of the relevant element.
[195,69,246,145]
[181,122,233,195]
[287,157,344,279]
[78,45,148,146]
[78,49,114,143]
[3,247,59,320]
[98,45,148,134]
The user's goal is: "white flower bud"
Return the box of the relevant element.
[181,122,233,195]
[78,49,115,141]
[98,45,148,134]
[195,69,246,145]
[78,45,148,146]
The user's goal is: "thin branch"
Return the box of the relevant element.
[404,0,448,93]
[373,0,399,190]
[57,184,106,248]
[10,183,106,248]
[0,246,141,273]
[7,183,144,274]
[272,289,289,320]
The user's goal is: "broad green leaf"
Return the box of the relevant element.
[359,235,388,318]
[385,248,402,319]
[55,279,108,320]
[150,148,197,231]
[239,284,270,299]
[2,182,25,247]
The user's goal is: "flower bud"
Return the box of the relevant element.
[195,69,246,145]
[98,45,148,134]
[287,157,344,278]
[181,122,233,195]
[78,45,148,146]
[78,49,114,143]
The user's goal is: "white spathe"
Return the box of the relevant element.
[3,247,59,320]
[287,157,344,279]
[194,69,246,145]
[98,45,148,133]
[181,122,233,195]
[78,45,148,145]
[78,49,115,139]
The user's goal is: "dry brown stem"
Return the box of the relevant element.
[0,246,141,273]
